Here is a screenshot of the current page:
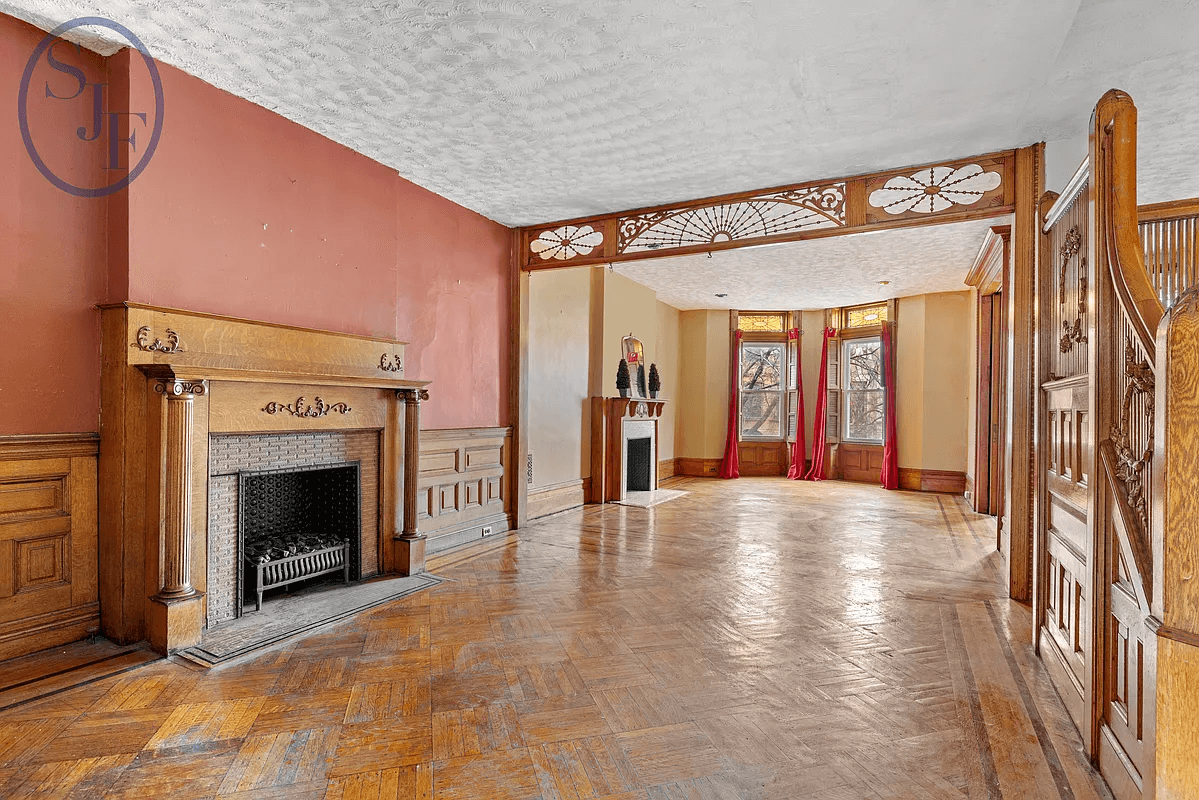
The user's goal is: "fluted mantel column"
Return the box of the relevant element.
[398,388,429,540]
[154,379,205,599]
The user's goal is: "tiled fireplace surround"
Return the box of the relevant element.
[206,431,380,626]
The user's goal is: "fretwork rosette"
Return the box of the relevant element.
[617,183,845,254]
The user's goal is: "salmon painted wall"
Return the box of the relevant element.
[2,11,510,434]
[122,61,510,429]
[0,15,108,434]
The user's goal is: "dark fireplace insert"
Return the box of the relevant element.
[626,437,652,493]
[237,462,361,614]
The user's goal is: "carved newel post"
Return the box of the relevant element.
[395,387,430,574]
[149,379,206,652]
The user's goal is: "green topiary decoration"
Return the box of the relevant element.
[648,363,661,395]
[616,358,631,397]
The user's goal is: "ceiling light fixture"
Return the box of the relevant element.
[877,280,890,285]
[715,293,727,298]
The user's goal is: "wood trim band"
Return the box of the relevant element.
[97,301,410,346]
[0,433,99,459]
[1137,197,1199,223]
[1155,623,1199,650]
[898,468,968,494]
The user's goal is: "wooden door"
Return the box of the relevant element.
[1036,175,1097,753]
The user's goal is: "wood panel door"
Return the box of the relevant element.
[837,443,882,483]
[1036,177,1097,756]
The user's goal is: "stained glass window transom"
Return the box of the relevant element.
[844,304,888,329]
[738,314,786,332]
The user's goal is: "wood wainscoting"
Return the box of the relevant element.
[0,434,100,661]
[838,443,883,483]
[528,478,589,520]
[738,441,788,476]
[899,468,967,494]
[676,458,722,477]
[418,427,512,553]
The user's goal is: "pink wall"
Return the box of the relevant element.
[1,12,511,433]
[0,15,108,435]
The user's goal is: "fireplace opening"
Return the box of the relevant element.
[626,437,652,493]
[237,462,361,615]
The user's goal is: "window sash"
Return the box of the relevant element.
[740,341,786,440]
[841,336,885,444]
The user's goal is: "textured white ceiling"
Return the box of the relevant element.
[615,217,1009,311]
[4,1,1198,225]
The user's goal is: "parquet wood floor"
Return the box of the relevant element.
[0,478,1112,799]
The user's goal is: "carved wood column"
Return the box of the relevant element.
[395,387,429,575]
[154,379,205,599]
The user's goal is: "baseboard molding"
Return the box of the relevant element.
[657,458,680,481]
[676,457,722,477]
[0,603,101,662]
[528,479,586,520]
[425,510,510,555]
[898,467,967,494]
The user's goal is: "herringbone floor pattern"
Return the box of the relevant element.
[0,478,1112,799]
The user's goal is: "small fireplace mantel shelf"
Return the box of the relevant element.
[99,303,431,654]
[589,397,667,503]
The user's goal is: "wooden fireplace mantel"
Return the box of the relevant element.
[99,303,432,653]
[589,397,668,504]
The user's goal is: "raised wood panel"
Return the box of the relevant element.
[0,475,68,523]
[0,435,100,661]
[418,427,512,550]
[738,441,786,477]
[207,381,389,433]
[838,443,883,483]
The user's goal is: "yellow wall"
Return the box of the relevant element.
[528,267,592,489]
[655,301,681,461]
[800,309,824,460]
[896,291,973,473]
[603,271,659,397]
[527,269,684,484]
[676,309,730,459]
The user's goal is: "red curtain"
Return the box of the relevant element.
[803,327,836,481]
[880,321,899,490]
[786,328,807,480]
[719,330,743,479]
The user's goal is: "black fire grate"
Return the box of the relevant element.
[626,437,652,493]
[237,462,360,615]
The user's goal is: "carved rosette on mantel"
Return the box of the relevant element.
[99,302,431,654]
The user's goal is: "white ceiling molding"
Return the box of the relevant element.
[3,0,1197,225]
[613,217,1010,311]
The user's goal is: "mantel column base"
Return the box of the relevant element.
[394,535,427,576]
[147,591,205,654]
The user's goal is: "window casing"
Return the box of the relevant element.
[842,336,885,443]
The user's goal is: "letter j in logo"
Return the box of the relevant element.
[17,17,164,198]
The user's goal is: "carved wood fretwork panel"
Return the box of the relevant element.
[520,152,1016,269]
